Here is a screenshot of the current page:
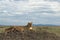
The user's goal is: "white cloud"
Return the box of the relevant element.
[0,0,60,15]
[0,18,21,22]
[0,0,60,17]
[2,13,14,16]
[54,13,60,16]
[0,0,60,25]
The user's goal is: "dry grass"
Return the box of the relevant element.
[0,26,60,36]
[0,26,60,40]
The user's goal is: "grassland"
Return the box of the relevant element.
[0,26,60,36]
[0,26,60,40]
[33,26,60,36]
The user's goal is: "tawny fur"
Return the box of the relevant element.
[5,22,33,35]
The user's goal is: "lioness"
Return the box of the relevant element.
[5,22,33,35]
[14,22,33,32]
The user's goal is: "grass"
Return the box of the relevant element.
[32,26,60,36]
[34,26,60,36]
[45,26,60,36]
[0,26,60,36]
[0,26,11,33]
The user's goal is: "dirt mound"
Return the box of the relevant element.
[0,30,60,40]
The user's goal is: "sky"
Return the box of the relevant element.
[0,0,60,25]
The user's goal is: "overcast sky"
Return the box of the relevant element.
[0,0,60,25]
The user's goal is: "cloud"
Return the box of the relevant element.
[0,0,60,25]
[47,0,60,2]
[0,0,60,15]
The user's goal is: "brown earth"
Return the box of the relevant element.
[0,29,60,40]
